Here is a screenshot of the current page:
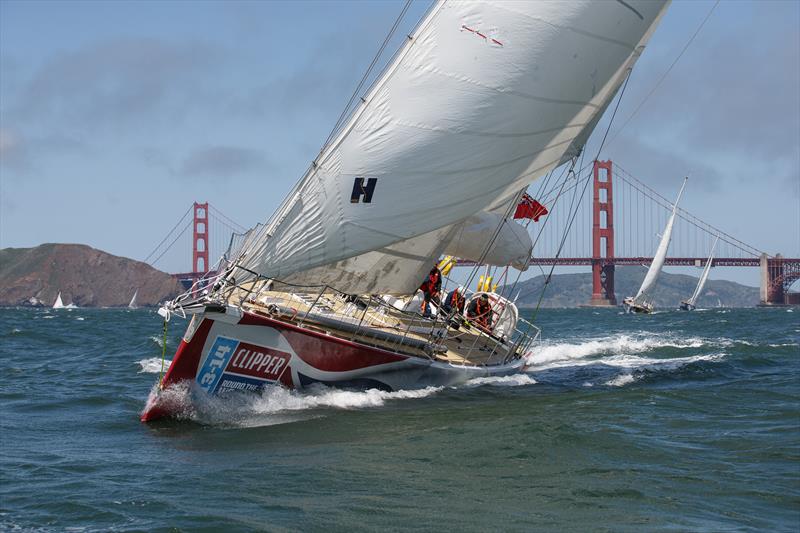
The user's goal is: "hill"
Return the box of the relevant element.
[510,266,759,308]
[0,244,185,307]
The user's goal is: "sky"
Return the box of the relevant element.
[1,0,798,288]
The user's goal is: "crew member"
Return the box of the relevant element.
[418,265,442,317]
[467,293,493,330]
[441,286,465,315]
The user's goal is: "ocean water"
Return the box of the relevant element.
[1,307,798,532]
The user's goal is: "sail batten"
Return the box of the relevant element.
[239,0,670,294]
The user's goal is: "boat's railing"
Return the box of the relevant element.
[195,265,539,367]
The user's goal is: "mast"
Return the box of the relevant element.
[634,177,688,303]
[687,237,718,307]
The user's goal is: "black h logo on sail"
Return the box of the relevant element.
[350,177,378,203]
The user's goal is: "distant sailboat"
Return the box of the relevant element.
[53,292,65,309]
[128,290,139,309]
[623,177,688,314]
[681,237,718,311]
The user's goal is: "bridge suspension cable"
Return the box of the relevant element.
[613,163,764,257]
[145,203,250,273]
[143,204,193,265]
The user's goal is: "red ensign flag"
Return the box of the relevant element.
[514,193,548,221]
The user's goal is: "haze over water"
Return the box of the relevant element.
[1,307,798,531]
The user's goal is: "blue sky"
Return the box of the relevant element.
[1,0,798,287]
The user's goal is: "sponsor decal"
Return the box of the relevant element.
[197,336,291,394]
[350,177,377,203]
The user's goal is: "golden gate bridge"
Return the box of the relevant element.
[144,160,800,306]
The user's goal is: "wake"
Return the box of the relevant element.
[524,333,726,387]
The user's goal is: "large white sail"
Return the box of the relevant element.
[634,178,687,302]
[53,292,64,309]
[240,0,670,294]
[687,237,718,307]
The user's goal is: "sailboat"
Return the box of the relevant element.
[52,292,65,309]
[623,177,688,314]
[681,237,718,311]
[141,0,670,422]
[128,290,139,309]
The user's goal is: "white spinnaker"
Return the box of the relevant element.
[635,178,687,302]
[687,237,718,306]
[281,209,532,295]
[241,1,670,293]
[443,211,532,271]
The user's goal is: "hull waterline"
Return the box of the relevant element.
[141,308,525,422]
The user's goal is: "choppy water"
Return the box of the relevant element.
[1,307,798,531]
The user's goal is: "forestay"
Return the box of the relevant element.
[240,0,670,294]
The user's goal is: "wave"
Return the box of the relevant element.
[598,353,726,387]
[526,334,706,369]
[138,357,171,373]
[466,374,537,387]
[149,335,166,348]
[148,373,539,428]
[523,333,727,388]
[158,383,444,428]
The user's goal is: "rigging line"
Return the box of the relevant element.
[528,162,576,255]
[504,156,580,316]
[320,0,414,153]
[607,0,721,147]
[209,205,246,232]
[462,188,527,295]
[143,204,192,264]
[505,149,585,306]
[210,213,245,235]
[151,218,193,268]
[613,164,763,255]
[529,69,633,321]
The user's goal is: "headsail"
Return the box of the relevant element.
[686,237,718,307]
[239,0,670,294]
[634,177,687,302]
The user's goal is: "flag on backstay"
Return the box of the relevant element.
[514,193,548,221]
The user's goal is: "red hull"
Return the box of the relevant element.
[141,309,524,422]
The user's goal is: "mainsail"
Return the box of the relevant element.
[53,292,64,309]
[686,237,718,307]
[239,0,670,294]
[634,177,687,303]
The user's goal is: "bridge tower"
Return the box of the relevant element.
[192,202,209,274]
[589,160,617,306]
[760,253,800,305]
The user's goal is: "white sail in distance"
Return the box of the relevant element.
[634,177,688,302]
[687,237,718,307]
[239,0,670,294]
[128,290,139,309]
[53,292,64,309]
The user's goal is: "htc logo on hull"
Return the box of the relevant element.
[351,177,377,203]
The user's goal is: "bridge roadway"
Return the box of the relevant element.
[529,257,764,267]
